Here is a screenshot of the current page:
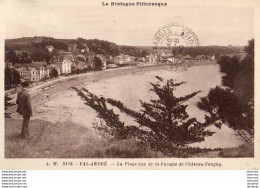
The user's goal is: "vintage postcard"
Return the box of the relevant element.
[0,0,259,169]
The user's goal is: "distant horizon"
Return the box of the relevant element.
[5,36,250,48]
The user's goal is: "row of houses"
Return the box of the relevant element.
[112,53,216,66]
[7,43,216,83]
[15,59,72,82]
[12,53,107,82]
[10,51,215,83]
[113,54,155,65]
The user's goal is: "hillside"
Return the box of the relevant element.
[5,37,245,62]
[5,37,150,58]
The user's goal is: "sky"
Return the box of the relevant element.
[0,0,254,46]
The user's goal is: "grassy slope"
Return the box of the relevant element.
[5,118,163,158]
[5,117,253,158]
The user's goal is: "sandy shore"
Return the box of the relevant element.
[6,61,243,149]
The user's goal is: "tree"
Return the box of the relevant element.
[5,96,15,118]
[5,49,18,63]
[107,76,214,147]
[198,87,253,143]
[5,67,21,89]
[51,68,59,78]
[93,56,103,71]
[30,49,52,63]
[77,56,86,62]
[13,70,21,86]
[74,76,215,155]
[5,67,12,88]
[120,46,149,57]
[86,39,120,56]
[197,39,254,143]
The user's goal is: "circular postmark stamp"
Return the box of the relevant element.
[152,23,199,47]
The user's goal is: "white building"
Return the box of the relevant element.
[57,59,72,74]
[166,57,175,63]
[17,67,39,82]
[114,55,131,64]
[37,66,46,80]
[32,62,50,80]
[145,54,157,64]
[137,57,145,62]
[45,45,55,52]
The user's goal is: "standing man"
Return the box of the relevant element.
[16,81,32,138]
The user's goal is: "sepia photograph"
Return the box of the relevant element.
[2,0,256,164]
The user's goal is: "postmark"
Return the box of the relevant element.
[152,23,199,47]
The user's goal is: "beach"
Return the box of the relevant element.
[5,62,246,158]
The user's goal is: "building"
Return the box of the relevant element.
[166,57,175,63]
[52,55,61,62]
[50,56,72,75]
[113,54,132,64]
[77,54,87,61]
[58,52,75,61]
[17,67,27,79]
[14,50,29,57]
[68,43,77,51]
[183,55,192,59]
[154,48,172,57]
[80,43,90,53]
[36,65,45,80]
[113,55,123,64]
[16,61,50,82]
[183,55,193,62]
[173,58,182,63]
[45,45,55,52]
[129,56,136,62]
[122,61,140,67]
[159,51,172,57]
[32,62,49,80]
[145,54,157,64]
[107,63,119,69]
[137,57,145,62]
[56,59,72,74]
[17,67,39,82]
[195,55,204,61]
